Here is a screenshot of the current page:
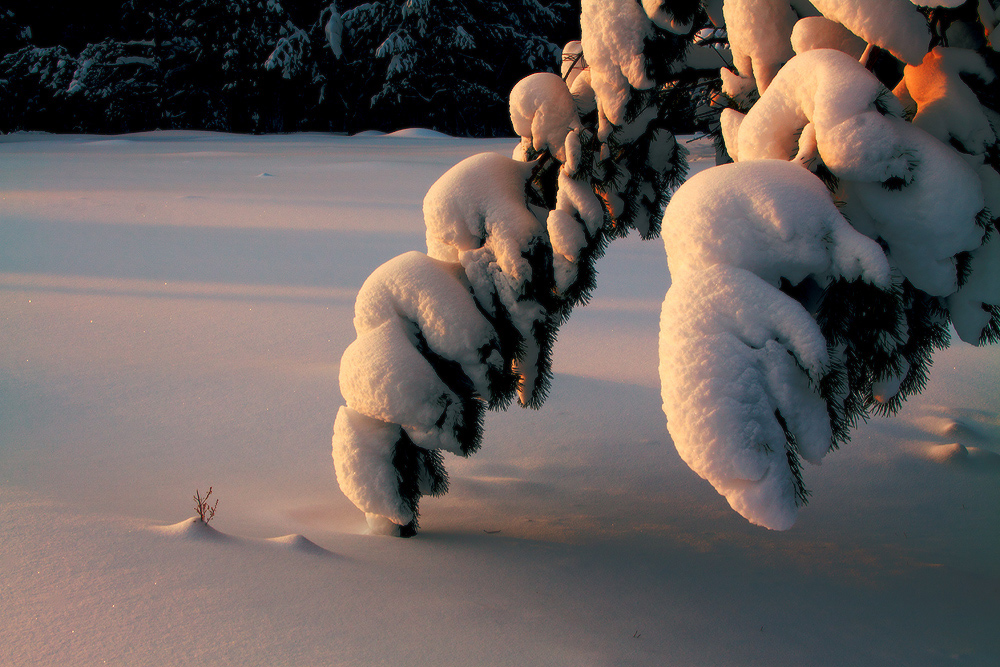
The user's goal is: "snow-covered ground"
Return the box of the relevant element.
[1,130,997,666]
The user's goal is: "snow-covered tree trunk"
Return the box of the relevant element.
[660,0,1000,530]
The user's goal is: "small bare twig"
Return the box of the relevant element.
[193,487,219,524]
[561,51,585,82]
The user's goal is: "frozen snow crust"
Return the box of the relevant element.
[659,3,1000,530]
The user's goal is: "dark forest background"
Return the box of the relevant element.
[0,0,580,136]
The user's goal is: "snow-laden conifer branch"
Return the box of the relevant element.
[660,0,999,530]
[332,0,713,536]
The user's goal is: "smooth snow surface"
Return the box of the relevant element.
[2,131,998,666]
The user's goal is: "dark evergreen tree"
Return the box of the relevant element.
[0,5,32,54]
[0,46,76,132]
[1,0,579,135]
[371,0,572,136]
[117,0,311,132]
[263,2,351,132]
[62,40,161,133]
[337,0,407,131]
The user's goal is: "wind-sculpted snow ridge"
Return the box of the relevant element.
[662,7,999,531]
[332,0,715,536]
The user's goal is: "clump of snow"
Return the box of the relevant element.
[894,47,998,156]
[720,67,758,111]
[663,160,890,289]
[339,317,467,454]
[569,68,597,117]
[723,0,799,92]
[791,16,867,58]
[981,1,1000,51]
[732,49,909,184]
[354,251,503,401]
[948,234,1000,343]
[907,0,967,8]
[546,169,606,293]
[642,0,694,35]
[265,25,310,79]
[660,263,831,530]
[324,4,344,59]
[659,159,893,529]
[546,209,587,293]
[509,73,582,166]
[423,153,546,343]
[847,118,986,296]
[809,0,931,65]
[560,40,587,86]
[581,0,655,129]
[332,406,412,527]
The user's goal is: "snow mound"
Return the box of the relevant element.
[153,517,229,541]
[387,128,452,139]
[913,409,1000,447]
[83,139,134,145]
[904,407,1000,470]
[265,534,335,556]
[153,519,338,553]
[918,443,1000,470]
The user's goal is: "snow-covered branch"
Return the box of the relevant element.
[660,0,999,530]
[332,0,709,535]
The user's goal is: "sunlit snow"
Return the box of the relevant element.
[1,131,997,665]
